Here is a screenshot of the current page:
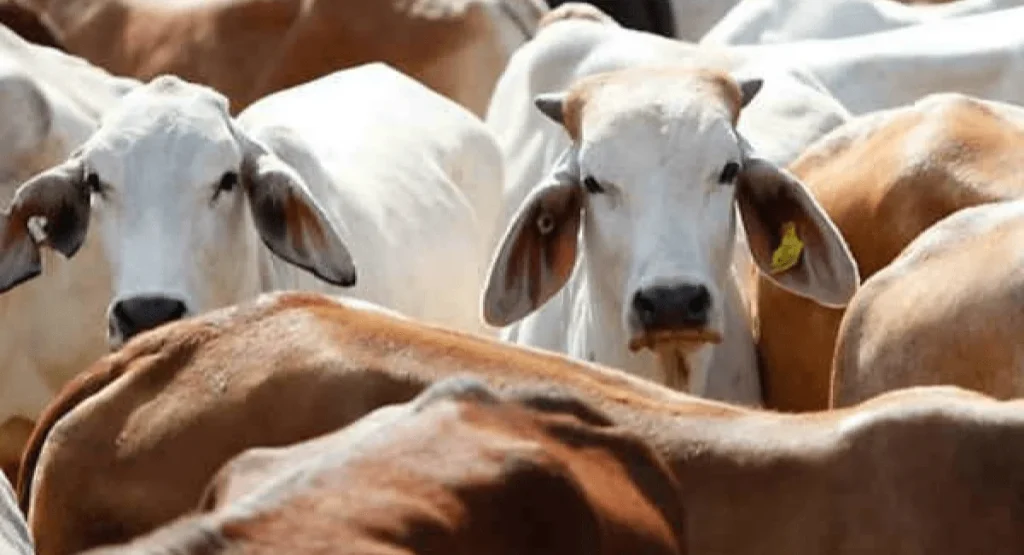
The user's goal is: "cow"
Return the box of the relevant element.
[0,24,138,482]
[727,6,1024,114]
[0,63,502,479]
[484,9,856,404]
[81,377,687,555]
[702,0,1024,46]
[832,199,1024,405]
[13,0,547,116]
[18,291,1024,555]
[753,93,1024,411]
[1,473,31,555]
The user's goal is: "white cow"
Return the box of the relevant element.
[482,14,858,406]
[0,25,138,480]
[0,63,502,474]
[702,0,1024,45]
[729,6,1024,114]
[668,0,744,41]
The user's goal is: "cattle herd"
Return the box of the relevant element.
[2,0,1024,553]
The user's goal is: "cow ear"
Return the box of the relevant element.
[534,92,568,125]
[738,78,763,108]
[482,151,583,326]
[240,134,356,287]
[0,158,90,294]
[736,156,858,307]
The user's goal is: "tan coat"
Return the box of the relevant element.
[754,93,1024,410]
[83,378,687,555]
[833,199,1024,404]
[18,0,546,115]
[19,291,1024,555]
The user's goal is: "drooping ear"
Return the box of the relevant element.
[0,158,90,293]
[482,150,583,326]
[736,155,859,307]
[239,132,356,287]
[534,92,568,125]
[738,78,763,108]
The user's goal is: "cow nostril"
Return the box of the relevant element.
[110,295,188,341]
[166,302,186,320]
[632,291,657,325]
[687,286,711,317]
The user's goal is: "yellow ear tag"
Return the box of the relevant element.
[770,222,803,274]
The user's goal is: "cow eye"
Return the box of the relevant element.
[218,171,239,193]
[583,176,604,194]
[718,162,740,184]
[85,172,103,193]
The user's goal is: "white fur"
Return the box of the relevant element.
[729,6,1024,114]
[0,63,502,432]
[0,27,138,442]
[483,21,857,406]
[0,473,30,555]
[237,64,503,332]
[669,0,744,41]
[702,0,1023,45]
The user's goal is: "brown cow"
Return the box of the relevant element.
[832,199,1024,405]
[16,0,546,115]
[753,92,1024,411]
[81,377,687,555]
[19,290,1024,555]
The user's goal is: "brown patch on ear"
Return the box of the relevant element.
[285,193,327,254]
[248,184,326,255]
[737,173,822,274]
[505,185,584,307]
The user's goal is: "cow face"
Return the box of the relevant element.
[483,67,857,377]
[0,75,355,347]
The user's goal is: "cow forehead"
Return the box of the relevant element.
[566,68,743,141]
[573,71,744,184]
[86,80,241,184]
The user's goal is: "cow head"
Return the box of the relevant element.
[0,75,355,347]
[483,67,857,378]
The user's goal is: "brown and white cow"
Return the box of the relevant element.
[754,93,1024,411]
[19,291,1024,555]
[16,0,547,115]
[81,377,687,555]
[832,199,1024,405]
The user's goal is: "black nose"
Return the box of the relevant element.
[632,283,712,331]
[109,295,187,342]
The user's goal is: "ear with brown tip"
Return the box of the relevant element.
[737,156,859,307]
[239,131,357,288]
[0,158,90,294]
[482,150,583,326]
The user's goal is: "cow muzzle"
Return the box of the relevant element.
[107,294,189,348]
[628,283,723,351]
